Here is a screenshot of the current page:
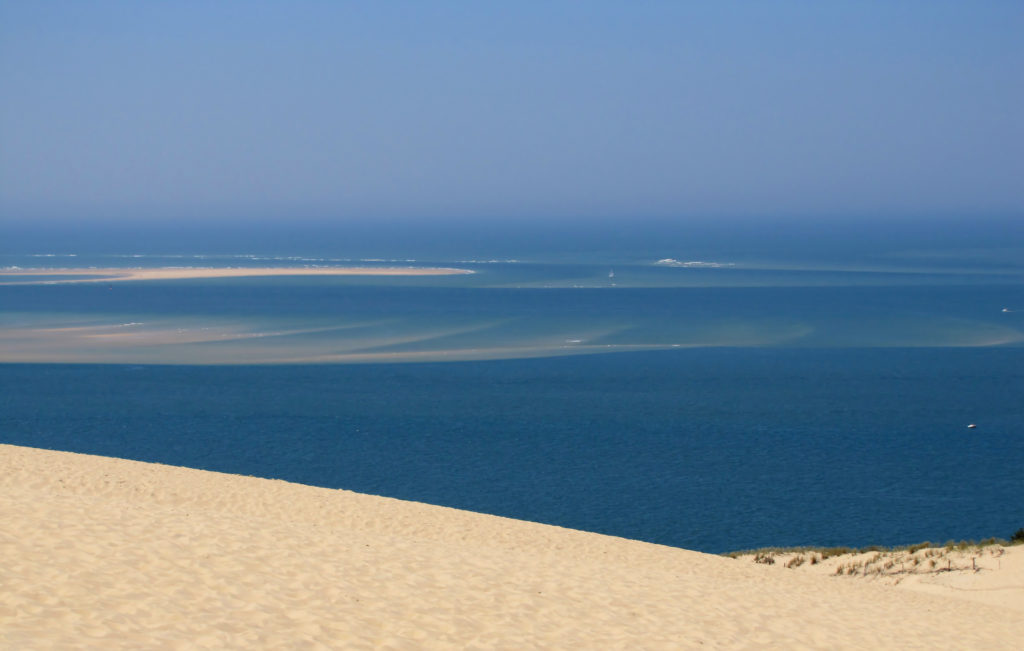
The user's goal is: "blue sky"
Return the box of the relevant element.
[1,1,1021,227]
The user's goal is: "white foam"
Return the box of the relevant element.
[654,259,734,268]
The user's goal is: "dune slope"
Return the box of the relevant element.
[1,444,1021,649]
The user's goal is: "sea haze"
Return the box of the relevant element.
[1,220,1022,551]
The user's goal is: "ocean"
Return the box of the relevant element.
[1,222,1022,552]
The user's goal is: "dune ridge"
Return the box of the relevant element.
[730,544,1024,613]
[1,443,1021,649]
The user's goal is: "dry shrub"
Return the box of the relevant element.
[820,547,854,560]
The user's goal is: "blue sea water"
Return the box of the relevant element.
[1,350,1021,553]
[1,224,1022,552]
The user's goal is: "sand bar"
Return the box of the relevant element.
[0,266,473,284]
[2,444,1022,649]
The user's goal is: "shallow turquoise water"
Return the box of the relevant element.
[2,252,1022,364]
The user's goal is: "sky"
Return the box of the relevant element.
[1,1,1022,233]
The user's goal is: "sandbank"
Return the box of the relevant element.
[0,266,473,284]
[1,443,1021,648]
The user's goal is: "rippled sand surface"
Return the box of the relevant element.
[2,444,1021,649]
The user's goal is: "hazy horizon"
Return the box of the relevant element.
[2,1,1022,232]
[2,215,1021,266]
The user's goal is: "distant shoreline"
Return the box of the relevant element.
[0,266,474,284]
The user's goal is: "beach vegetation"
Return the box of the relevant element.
[725,534,1016,561]
[753,552,776,565]
[819,546,855,559]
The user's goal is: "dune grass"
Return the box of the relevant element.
[724,531,1022,560]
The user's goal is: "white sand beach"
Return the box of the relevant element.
[1,444,1021,649]
[0,266,473,285]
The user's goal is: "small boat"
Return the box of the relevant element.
[608,269,615,278]
[967,423,977,429]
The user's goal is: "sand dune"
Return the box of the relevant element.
[1,444,1021,649]
[731,544,1024,613]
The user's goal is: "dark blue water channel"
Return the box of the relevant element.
[2,348,1021,553]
